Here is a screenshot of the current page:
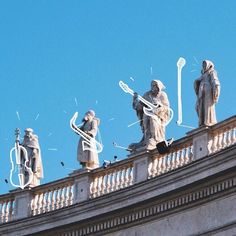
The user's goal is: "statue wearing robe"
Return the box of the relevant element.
[77,110,100,169]
[21,128,43,187]
[129,80,170,151]
[194,60,220,127]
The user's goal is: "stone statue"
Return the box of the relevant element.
[194,60,220,127]
[21,128,43,187]
[77,110,100,169]
[129,80,170,151]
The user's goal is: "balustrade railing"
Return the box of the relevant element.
[90,162,133,198]
[208,118,236,154]
[0,196,14,223]
[148,141,193,178]
[31,180,74,216]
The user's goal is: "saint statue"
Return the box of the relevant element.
[21,128,44,187]
[194,60,220,126]
[129,80,170,151]
[76,110,100,169]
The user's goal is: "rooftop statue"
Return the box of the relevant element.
[194,60,220,127]
[70,110,101,169]
[22,128,44,187]
[120,80,171,151]
[10,128,43,189]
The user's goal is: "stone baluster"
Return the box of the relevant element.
[156,157,162,175]
[90,177,96,198]
[1,203,5,223]
[123,167,129,187]
[217,132,223,150]
[53,189,58,210]
[68,184,73,205]
[222,129,227,149]
[180,149,185,166]
[100,175,106,195]
[0,203,3,223]
[169,152,175,170]
[57,188,62,207]
[129,166,134,185]
[97,175,103,196]
[44,191,49,212]
[175,150,180,168]
[166,154,171,172]
[32,194,37,216]
[232,127,236,144]
[63,184,70,207]
[171,152,177,170]
[160,155,166,173]
[40,192,45,213]
[123,168,129,187]
[152,157,158,177]
[106,172,111,193]
[4,201,9,222]
[211,133,218,153]
[37,193,42,214]
[109,171,115,192]
[64,186,70,207]
[8,200,14,221]
[118,168,123,189]
[115,170,120,191]
[184,146,189,164]
[226,128,232,147]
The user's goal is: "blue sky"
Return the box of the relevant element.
[0,1,236,194]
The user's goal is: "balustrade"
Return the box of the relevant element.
[0,197,14,223]
[31,181,74,216]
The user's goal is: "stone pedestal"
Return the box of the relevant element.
[187,126,210,160]
[12,189,32,220]
[70,169,91,203]
[133,155,149,183]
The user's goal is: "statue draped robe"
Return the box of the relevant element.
[131,90,170,151]
[77,118,100,169]
[194,61,220,127]
[22,134,43,187]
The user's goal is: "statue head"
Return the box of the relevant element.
[24,128,34,139]
[151,80,165,95]
[202,60,214,74]
[84,110,95,122]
